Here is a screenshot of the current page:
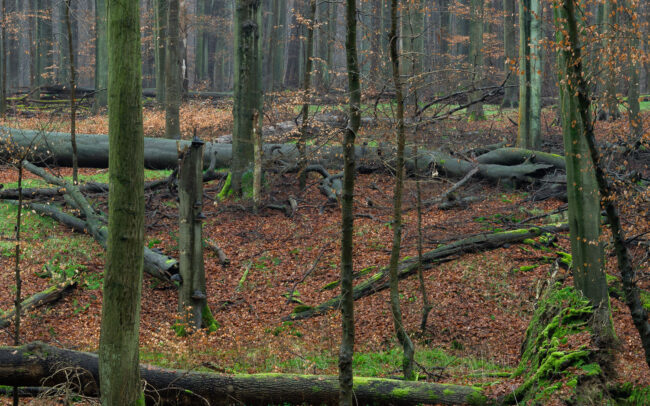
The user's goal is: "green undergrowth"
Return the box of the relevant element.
[505,283,612,405]
[2,169,172,190]
[607,274,650,312]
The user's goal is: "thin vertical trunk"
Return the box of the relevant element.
[232,0,263,195]
[502,0,517,107]
[12,161,22,406]
[600,0,620,121]
[554,0,615,347]
[339,0,360,404]
[0,0,6,116]
[252,112,262,211]
[298,0,316,189]
[467,0,484,120]
[165,0,182,139]
[414,147,432,333]
[316,0,330,89]
[388,0,415,381]
[270,0,287,90]
[195,0,208,83]
[627,0,642,139]
[95,0,108,110]
[155,0,168,104]
[34,0,53,89]
[65,0,78,184]
[517,0,541,149]
[99,0,145,404]
[284,0,301,88]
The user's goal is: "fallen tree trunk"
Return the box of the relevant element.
[0,280,76,328]
[1,126,562,184]
[286,223,569,321]
[0,342,487,405]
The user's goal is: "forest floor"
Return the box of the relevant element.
[0,100,648,404]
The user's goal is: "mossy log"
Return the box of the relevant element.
[286,224,568,321]
[1,126,562,185]
[0,342,487,405]
[0,280,76,328]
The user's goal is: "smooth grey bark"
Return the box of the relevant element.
[626,0,642,138]
[517,0,542,149]
[0,0,5,116]
[232,0,263,195]
[389,0,415,381]
[98,0,146,403]
[298,0,316,189]
[64,0,78,184]
[340,0,361,404]
[94,0,108,110]
[284,0,301,88]
[554,0,615,345]
[34,0,53,89]
[467,0,485,120]
[164,0,181,139]
[154,0,168,104]
[502,0,518,107]
[270,0,287,90]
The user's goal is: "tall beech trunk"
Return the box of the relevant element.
[600,0,620,121]
[626,0,642,138]
[298,0,316,189]
[94,0,108,110]
[467,0,484,120]
[99,0,146,404]
[555,0,650,367]
[554,0,615,347]
[154,0,168,104]
[12,161,23,406]
[34,0,53,89]
[165,0,182,139]
[340,0,361,404]
[284,0,301,88]
[518,0,541,149]
[388,0,415,381]
[65,0,78,184]
[270,0,286,90]
[232,0,263,195]
[0,0,6,116]
[501,0,517,107]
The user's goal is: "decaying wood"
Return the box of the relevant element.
[0,342,488,405]
[285,223,569,321]
[0,280,76,328]
[205,238,229,265]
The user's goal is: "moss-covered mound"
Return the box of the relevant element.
[505,282,610,404]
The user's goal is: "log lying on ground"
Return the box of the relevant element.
[286,223,569,321]
[1,126,563,185]
[17,162,177,282]
[0,342,488,405]
[0,280,76,328]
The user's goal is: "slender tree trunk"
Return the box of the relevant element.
[298,0,316,189]
[12,161,23,406]
[155,0,168,104]
[388,0,414,380]
[232,0,263,195]
[517,0,541,149]
[34,0,53,89]
[467,0,484,120]
[165,0,182,139]
[99,0,146,404]
[554,0,616,347]
[502,0,517,107]
[195,0,208,84]
[339,0,360,404]
[0,0,6,116]
[269,0,286,90]
[284,0,301,88]
[414,147,432,333]
[94,0,108,110]
[626,0,642,138]
[601,0,620,121]
[65,0,78,184]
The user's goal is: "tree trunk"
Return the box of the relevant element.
[99,0,146,403]
[232,0,263,195]
[94,0,108,110]
[284,0,301,88]
[340,0,361,404]
[270,0,287,90]
[554,0,615,346]
[0,342,488,406]
[154,0,168,105]
[467,0,484,120]
[164,0,182,139]
[388,0,415,381]
[626,0,642,138]
[298,0,316,189]
[501,0,518,108]
[0,0,6,116]
[34,0,53,89]
[517,0,542,149]
[65,0,78,184]
[555,0,650,367]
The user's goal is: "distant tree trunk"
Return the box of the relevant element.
[626,0,642,138]
[502,0,517,108]
[284,0,301,88]
[34,0,53,89]
[154,0,168,105]
[65,0,78,184]
[232,0,263,195]
[599,0,620,121]
[195,0,208,84]
[517,0,541,149]
[12,161,23,406]
[554,0,615,346]
[99,0,145,404]
[389,0,415,381]
[270,0,287,90]
[467,0,484,120]
[0,0,6,116]
[298,0,316,189]
[94,0,108,110]
[339,0,360,404]
[165,0,182,139]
